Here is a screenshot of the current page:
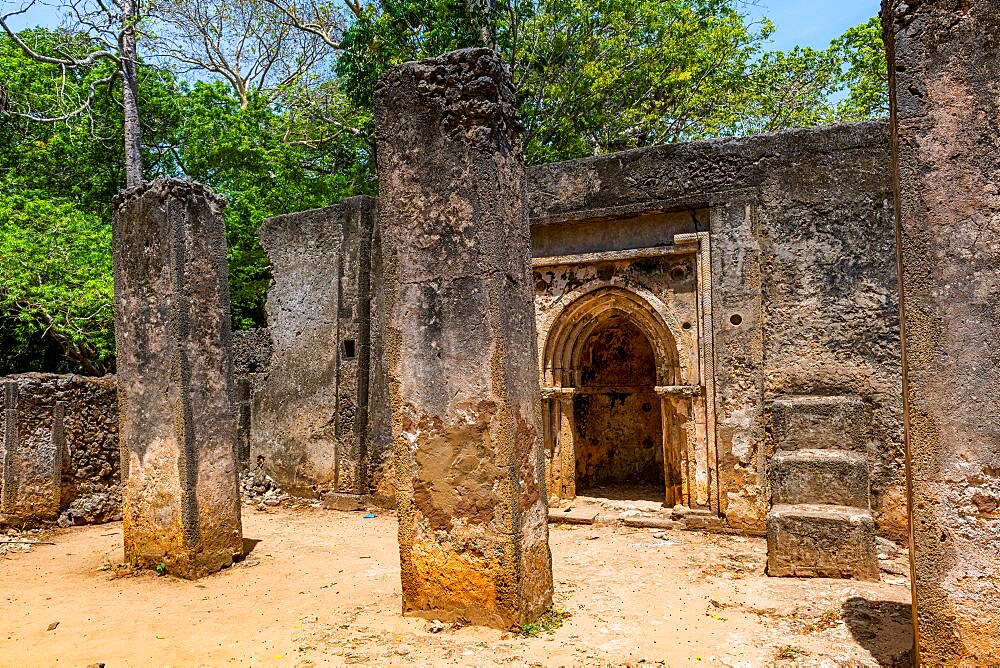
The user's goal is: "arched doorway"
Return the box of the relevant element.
[574,315,664,499]
[540,286,692,506]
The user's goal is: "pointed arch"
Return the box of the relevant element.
[543,287,683,388]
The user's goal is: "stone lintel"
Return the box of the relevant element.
[532,244,686,269]
[655,385,704,398]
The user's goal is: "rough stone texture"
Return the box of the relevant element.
[2,380,61,524]
[770,450,869,508]
[766,504,879,580]
[232,328,273,376]
[884,0,1000,662]
[771,395,871,452]
[113,179,243,578]
[367,226,394,508]
[533,244,705,508]
[252,197,380,500]
[0,373,120,527]
[375,48,553,628]
[231,329,271,466]
[239,121,903,536]
[528,122,903,538]
[765,395,878,581]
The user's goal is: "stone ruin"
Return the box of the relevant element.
[1,373,119,528]
[112,179,243,579]
[374,49,553,627]
[0,0,998,658]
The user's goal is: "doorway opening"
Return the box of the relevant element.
[573,315,664,501]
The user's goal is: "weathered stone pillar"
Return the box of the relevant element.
[556,392,576,500]
[1,382,63,525]
[659,390,691,507]
[375,48,553,628]
[113,179,243,579]
[883,1,1000,661]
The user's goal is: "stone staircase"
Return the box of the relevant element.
[765,395,879,580]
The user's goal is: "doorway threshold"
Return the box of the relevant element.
[548,495,727,533]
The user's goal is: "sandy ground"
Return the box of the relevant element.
[0,504,914,667]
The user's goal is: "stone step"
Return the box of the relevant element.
[766,504,879,580]
[321,493,372,512]
[547,507,600,525]
[771,395,868,451]
[770,449,870,508]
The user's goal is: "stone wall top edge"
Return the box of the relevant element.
[257,195,376,237]
[374,47,502,92]
[527,119,890,180]
[112,178,227,212]
[0,372,116,382]
[526,119,891,222]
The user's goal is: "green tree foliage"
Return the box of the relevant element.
[0,29,124,215]
[0,8,889,375]
[0,191,114,374]
[167,81,373,328]
[0,29,178,375]
[721,16,888,136]
[510,0,775,161]
[1,30,371,371]
[336,0,888,163]
[832,17,889,121]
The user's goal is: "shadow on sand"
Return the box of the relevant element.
[241,537,263,559]
[841,596,915,667]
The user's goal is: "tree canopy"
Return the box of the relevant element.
[0,1,888,376]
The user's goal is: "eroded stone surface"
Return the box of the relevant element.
[528,123,903,537]
[252,197,379,500]
[770,449,869,508]
[766,504,879,580]
[884,0,1000,661]
[1,381,61,524]
[771,396,870,452]
[0,373,121,528]
[113,179,243,579]
[375,48,553,628]
[765,395,877,581]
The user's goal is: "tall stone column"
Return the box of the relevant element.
[113,179,243,579]
[375,48,553,628]
[883,1,1000,662]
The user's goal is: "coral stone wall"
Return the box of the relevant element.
[0,373,120,527]
[243,121,903,540]
[527,121,903,537]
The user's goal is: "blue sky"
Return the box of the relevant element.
[748,0,882,50]
[8,0,882,50]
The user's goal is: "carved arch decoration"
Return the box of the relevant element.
[542,286,686,389]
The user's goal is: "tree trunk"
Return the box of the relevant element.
[119,0,143,188]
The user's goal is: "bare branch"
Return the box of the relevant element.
[260,0,350,50]
[148,0,332,105]
[4,73,117,122]
[0,2,121,68]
